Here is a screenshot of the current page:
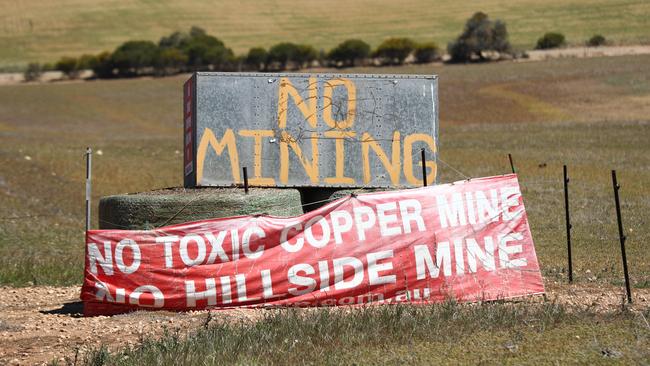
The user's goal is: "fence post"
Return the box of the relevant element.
[85,147,92,232]
[242,167,249,194]
[508,153,516,174]
[563,165,573,282]
[611,170,632,304]
[421,148,427,187]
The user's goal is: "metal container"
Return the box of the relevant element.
[184,72,438,189]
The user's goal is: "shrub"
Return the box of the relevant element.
[231,54,246,72]
[92,51,114,78]
[447,12,511,63]
[23,63,42,82]
[181,32,231,70]
[268,42,300,70]
[153,48,188,75]
[57,54,100,79]
[189,26,207,38]
[535,32,566,50]
[244,47,268,71]
[587,34,606,47]
[111,40,158,76]
[204,45,235,70]
[414,42,440,64]
[77,54,98,70]
[55,56,79,78]
[159,31,190,49]
[295,44,318,68]
[266,43,316,70]
[374,38,416,65]
[157,27,234,71]
[328,39,371,67]
[318,48,327,65]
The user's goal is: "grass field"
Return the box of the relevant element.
[0,54,648,290]
[1,0,650,69]
[74,303,650,365]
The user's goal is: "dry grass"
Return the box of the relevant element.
[1,0,650,68]
[71,302,650,365]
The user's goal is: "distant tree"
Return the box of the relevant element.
[153,48,188,75]
[244,47,268,71]
[189,26,207,38]
[23,63,42,82]
[76,54,98,71]
[231,54,246,72]
[535,32,566,50]
[295,44,318,68]
[414,42,440,63]
[587,34,606,47]
[111,40,158,76]
[374,38,416,65]
[158,27,237,71]
[318,48,327,65]
[92,51,115,78]
[159,31,191,49]
[328,39,371,67]
[181,32,231,70]
[204,44,234,70]
[195,45,215,68]
[447,12,511,63]
[268,42,300,70]
[55,56,79,78]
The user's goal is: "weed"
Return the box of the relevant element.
[74,302,650,365]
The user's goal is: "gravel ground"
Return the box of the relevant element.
[0,281,648,365]
[0,287,263,365]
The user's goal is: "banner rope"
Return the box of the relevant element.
[436,157,471,180]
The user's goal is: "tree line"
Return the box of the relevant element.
[23,12,606,81]
[35,27,443,80]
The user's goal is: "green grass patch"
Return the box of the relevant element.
[66,302,650,365]
[633,280,650,289]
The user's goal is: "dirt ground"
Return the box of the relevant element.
[0,281,648,366]
[525,45,650,61]
[0,286,264,365]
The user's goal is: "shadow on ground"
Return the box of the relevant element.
[41,301,84,317]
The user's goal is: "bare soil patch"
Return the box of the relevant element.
[0,286,263,365]
[0,282,647,365]
[525,45,650,61]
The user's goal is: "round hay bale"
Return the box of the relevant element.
[98,187,303,230]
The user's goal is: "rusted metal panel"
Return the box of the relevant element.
[185,72,438,188]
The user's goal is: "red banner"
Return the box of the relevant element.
[82,174,544,316]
